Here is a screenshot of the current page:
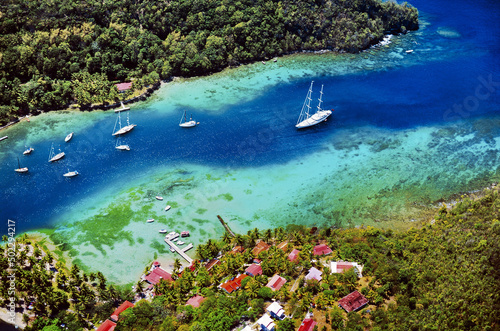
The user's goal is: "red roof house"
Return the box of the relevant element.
[186,295,206,308]
[297,318,317,331]
[265,274,287,291]
[252,241,270,256]
[110,301,134,321]
[96,319,116,331]
[288,249,300,262]
[338,290,369,313]
[144,267,173,285]
[245,264,263,277]
[115,82,132,92]
[313,244,333,256]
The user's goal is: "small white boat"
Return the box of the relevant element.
[296,82,333,129]
[165,205,171,211]
[159,229,167,234]
[156,196,163,201]
[179,110,198,128]
[181,231,190,237]
[406,49,414,53]
[65,132,74,142]
[15,157,28,173]
[172,237,178,242]
[114,101,130,113]
[63,170,79,177]
[169,247,175,252]
[146,218,155,223]
[115,144,130,151]
[23,147,34,155]
[48,143,65,162]
[177,241,185,245]
[0,136,8,142]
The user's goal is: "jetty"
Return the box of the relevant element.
[165,238,193,263]
[217,215,236,238]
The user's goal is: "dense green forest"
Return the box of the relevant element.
[0,0,418,125]
[2,187,499,330]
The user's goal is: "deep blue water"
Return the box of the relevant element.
[0,0,499,233]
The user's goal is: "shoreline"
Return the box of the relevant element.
[0,31,403,134]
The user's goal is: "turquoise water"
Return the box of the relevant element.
[0,0,499,284]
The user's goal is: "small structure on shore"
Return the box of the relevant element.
[331,261,363,277]
[266,301,285,320]
[257,313,276,331]
[115,82,133,93]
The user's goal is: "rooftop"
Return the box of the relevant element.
[186,295,206,308]
[338,290,369,313]
[305,267,322,282]
[266,274,287,291]
[115,82,132,91]
[144,267,173,285]
[297,318,317,331]
[252,241,270,256]
[110,300,134,321]
[288,249,300,262]
[257,313,276,331]
[96,319,116,331]
[313,244,333,256]
[245,264,263,276]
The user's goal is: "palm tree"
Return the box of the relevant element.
[173,258,182,275]
[135,280,144,295]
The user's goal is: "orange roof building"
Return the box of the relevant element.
[276,241,288,252]
[220,274,249,294]
[252,241,270,256]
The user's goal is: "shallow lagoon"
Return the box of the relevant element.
[1,0,499,284]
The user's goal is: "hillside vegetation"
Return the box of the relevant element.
[0,0,418,124]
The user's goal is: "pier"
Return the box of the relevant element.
[217,215,236,237]
[165,238,193,264]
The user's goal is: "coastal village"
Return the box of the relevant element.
[2,187,500,330]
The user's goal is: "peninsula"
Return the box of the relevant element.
[0,0,418,125]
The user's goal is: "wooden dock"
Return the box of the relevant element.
[217,215,236,237]
[165,238,193,264]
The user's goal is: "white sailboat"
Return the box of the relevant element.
[15,157,28,173]
[295,81,333,129]
[48,143,65,162]
[179,110,198,128]
[114,101,130,113]
[63,169,79,177]
[112,111,136,136]
[65,132,74,142]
